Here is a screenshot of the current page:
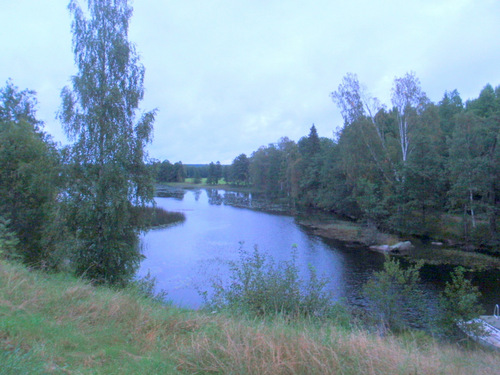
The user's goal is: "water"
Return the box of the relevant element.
[138,189,499,314]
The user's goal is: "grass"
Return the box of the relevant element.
[299,216,500,270]
[406,247,500,271]
[147,206,186,228]
[1,260,500,374]
[299,218,401,246]
[134,206,186,229]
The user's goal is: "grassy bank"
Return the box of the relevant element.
[142,206,186,229]
[299,218,401,246]
[299,218,500,271]
[1,261,499,374]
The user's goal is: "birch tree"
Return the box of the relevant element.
[391,72,427,163]
[331,73,398,184]
[59,0,156,285]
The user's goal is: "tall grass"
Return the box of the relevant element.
[0,261,499,374]
[178,316,500,375]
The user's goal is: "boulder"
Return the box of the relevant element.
[389,241,414,253]
[369,245,391,253]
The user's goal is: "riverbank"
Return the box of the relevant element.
[1,260,499,374]
[155,183,500,271]
[138,205,186,229]
[298,217,500,271]
[158,181,256,193]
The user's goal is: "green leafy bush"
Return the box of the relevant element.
[129,270,168,303]
[439,266,484,336]
[201,245,334,318]
[0,216,19,260]
[363,256,426,331]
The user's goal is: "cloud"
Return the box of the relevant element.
[1,0,499,163]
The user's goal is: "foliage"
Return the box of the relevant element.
[363,256,426,331]
[391,71,428,163]
[229,153,250,185]
[59,0,156,285]
[128,270,168,303]
[0,80,61,267]
[439,266,484,335]
[0,216,19,260]
[206,161,222,185]
[157,160,185,182]
[201,245,333,318]
[0,79,43,130]
[447,86,500,245]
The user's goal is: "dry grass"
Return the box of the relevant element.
[301,219,400,247]
[178,318,500,375]
[0,261,499,374]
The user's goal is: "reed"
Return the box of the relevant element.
[136,205,186,229]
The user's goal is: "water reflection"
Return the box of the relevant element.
[206,188,223,205]
[155,186,186,200]
[206,189,253,208]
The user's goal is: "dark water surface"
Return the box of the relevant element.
[138,189,499,314]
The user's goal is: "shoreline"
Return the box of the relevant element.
[156,183,500,271]
[297,218,500,271]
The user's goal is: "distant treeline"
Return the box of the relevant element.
[157,74,499,248]
[151,160,242,185]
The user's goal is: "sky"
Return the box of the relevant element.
[1,0,500,164]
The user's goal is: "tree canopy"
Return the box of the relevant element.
[0,81,60,266]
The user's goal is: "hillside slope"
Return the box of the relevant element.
[0,262,499,374]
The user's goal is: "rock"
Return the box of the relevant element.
[390,241,414,252]
[369,245,391,253]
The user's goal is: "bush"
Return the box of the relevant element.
[363,256,426,331]
[129,270,168,303]
[200,245,334,318]
[0,216,19,261]
[439,266,484,336]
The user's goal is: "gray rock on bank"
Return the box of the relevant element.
[370,241,414,254]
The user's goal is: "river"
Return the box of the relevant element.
[138,188,499,315]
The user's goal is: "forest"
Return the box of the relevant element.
[155,73,500,251]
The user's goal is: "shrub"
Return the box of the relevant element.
[0,216,19,260]
[200,245,334,318]
[128,270,168,303]
[362,256,426,331]
[439,266,484,336]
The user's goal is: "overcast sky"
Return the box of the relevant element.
[1,0,500,164]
